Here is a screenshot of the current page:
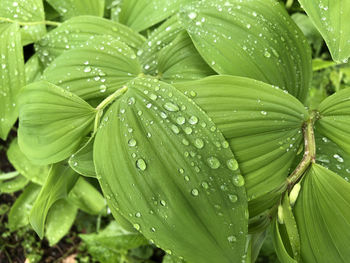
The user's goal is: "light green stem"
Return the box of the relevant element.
[0,17,61,27]
[94,86,128,133]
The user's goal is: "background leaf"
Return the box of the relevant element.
[18,81,96,164]
[69,137,96,178]
[298,0,350,63]
[43,36,142,100]
[178,0,312,102]
[175,75,308,217]
[0,23,25,140]
[46,0,105,20]
[94,77,248,263]
[35,16,145,67]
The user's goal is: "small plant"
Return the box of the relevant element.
[1,0,350,262]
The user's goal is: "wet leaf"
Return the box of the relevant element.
[18,81,96,164]
[43,36,142,100]
[25,54,43,85]
[178,0,312,102]
[298,0,350,63]
[175,75,308,217]
[69,137,96,178]
[94,77,248,263]
[0,23,25,140]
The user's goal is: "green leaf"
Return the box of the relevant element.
[312,58,336,71]
[35,16,145,67]
[316,88,350,155]
[0,0,46,45]
[0,172,29,193]
[46,0,105,20]
[0,23,25,140]
[315,132,350,182]
[29,163,79,239]
[68,177,106,215]
[138,15,183,75]
[69,137,96,177]
[118,0,194,32]
[298,0,350,63]
[43,35,142,100]
[94,77,248,263]
[175,75,308,217]
[80,221,148,263]
[8,183,41,231]
[163,254,187,263]
[250,230,268,263]
[25,54,43,85]
[178,0,312,102]
[295,163,350,263]
[18,81,96,164]
[158,31,215,83]
[7,138,49,185]
[45,199,78,246]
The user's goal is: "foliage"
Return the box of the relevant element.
[1,0,350,262]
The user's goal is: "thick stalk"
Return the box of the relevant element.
[286,118,316,189]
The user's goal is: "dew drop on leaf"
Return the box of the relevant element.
[164,102,180,112]
[128,139,137,147]
[191,189,199,196]
[207,157,221,169]
[232,175,245,187]
[136,159,147,171]
[226,159,239,171]
[194,138,204,149]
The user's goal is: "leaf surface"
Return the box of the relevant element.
[69,137,96,177]
[298,0,350,62]
[18,81,96,164]
[0,23,25,140]
[178,0,312,102]
[94,77,248,263]
[175,75,308,216]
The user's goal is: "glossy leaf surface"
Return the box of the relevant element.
[69,137,96,178]
[175,75,308,216]
[18,81,96,164]
[43,36,142,100]
[178,0,312,102]
[298,0,350,62]
[35,16,145,66]
[94,77,248,263]
[295,164,350,263]
[0,23,25,140]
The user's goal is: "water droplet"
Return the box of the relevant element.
[182,139,190,146]
[171,125,180,134]
[128,139,137,147]
[128,97,135,105]
[151,227,156,232]
[207,157,220,169]
[164,102,179,112]
[228,235,237,243]
[188,12,197,20]
[135,212,141,218]
[184,127,192,135]
[228,194,238,203]
[264,50,271,58]
[227,159,239,171]
[84,66,92,73]
[232,175,245,187]
[176,116,186,125]
[133,224,140,230]
[191,189,199,196]
[261,111,267,116]
[194,138,204,149]
[99,85,107,93]
[190,91,197,97]
[189,116,198,125]
[160,200,166,206]
[333,154,344,163]
[202,182,209,189]
[149,93,157,100]
[179,168,184,174]
[136,159,147,171]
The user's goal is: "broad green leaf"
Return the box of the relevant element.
[68,177,106,215]
[138,16,183,75]
[18,81,96,164]
[292,13,323,55]
[163,254,187,263]
[158,31,215,83]
[298,0,350,63]
[25,54,43,84]
[94,77,248,263]
[175,75,308,217]
[80,221,148,263]
[315,132,350,182]
[316,88,350,155]
[250,230,267,263]
[178,0,312,102]
[295,163,350,263]
[8,183,41,231]
[0,23,25,140]
[46,0,105,20]
[0,0,46,45]
[35,16,145,67]
[118,0,194,32]
[7,138,49,185]
[29,163,79,239]
[69,137,96,178]
[0,172,28,193]
[312,58,336,71]
[45,199,78,246]
[43,36,142,100]
[272,218,297,263]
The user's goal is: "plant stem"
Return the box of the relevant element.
[0,17,61,27]
[286,0,294,9]
[94,86,128,133]
[286,118,316,189]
